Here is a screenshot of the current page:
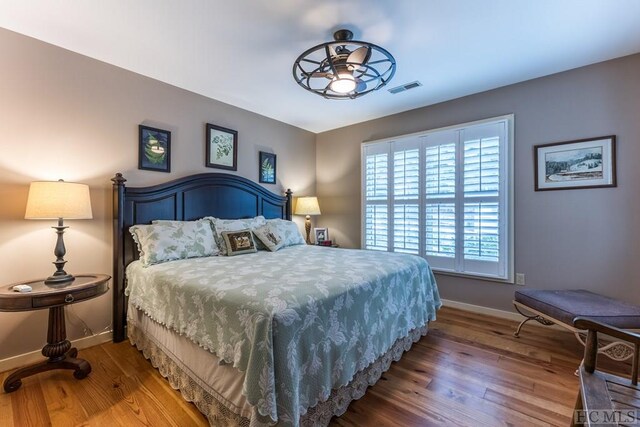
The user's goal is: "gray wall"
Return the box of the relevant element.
[316,53,640,312]
[0,28,316,360]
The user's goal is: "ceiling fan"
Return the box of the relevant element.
[293,29,396,100]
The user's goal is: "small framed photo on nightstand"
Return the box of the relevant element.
[314,228,328,244]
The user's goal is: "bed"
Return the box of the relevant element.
[112,172,441,426]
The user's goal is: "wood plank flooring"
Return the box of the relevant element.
[0,306,631,426]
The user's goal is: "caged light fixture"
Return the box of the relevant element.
[292,29,396,100]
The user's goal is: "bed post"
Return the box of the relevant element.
[111,173,127,342]
[285,189,293,220]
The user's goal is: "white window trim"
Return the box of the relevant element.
[361,114,515,283]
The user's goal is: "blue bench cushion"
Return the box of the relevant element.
[515,289,640,329]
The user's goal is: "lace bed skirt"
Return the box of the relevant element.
[129,322,429,426]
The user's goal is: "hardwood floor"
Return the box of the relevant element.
[0,306,630,426]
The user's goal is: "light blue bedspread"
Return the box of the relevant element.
[126,245,441,425]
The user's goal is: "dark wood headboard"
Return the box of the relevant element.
[111,172,292,342]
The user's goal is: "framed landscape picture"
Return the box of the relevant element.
[206,123,237,170]
[259,151,276,184]
[534,135,616,191]
[139,125,171,172]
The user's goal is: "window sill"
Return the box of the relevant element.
[432,269,514,285]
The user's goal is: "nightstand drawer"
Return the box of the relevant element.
[32,287,97,308]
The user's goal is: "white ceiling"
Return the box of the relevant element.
[2,0,640,133]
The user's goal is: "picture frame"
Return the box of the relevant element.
[259,151,277,184]
[206,123,238,171]
[139,125,171,173]
[314,227,328,243]
[534,135,616,191]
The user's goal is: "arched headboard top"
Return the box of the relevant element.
[116,172,289,202]
[111,172,293,342]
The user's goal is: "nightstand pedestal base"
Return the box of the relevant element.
[3,306,92,393]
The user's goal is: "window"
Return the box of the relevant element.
[361,115,514,281]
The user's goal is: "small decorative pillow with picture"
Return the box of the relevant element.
[221,229,258,256]
[252,223,285,252]
[265,218,306,247]
[206,216,267,255]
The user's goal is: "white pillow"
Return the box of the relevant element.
[207,216,267,255]
[151,219,220,254]
[130,219,218,266]
[252,223,285,252]
[265,219,305,247]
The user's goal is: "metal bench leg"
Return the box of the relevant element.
[514,316,534,338]
[513,303,556,338]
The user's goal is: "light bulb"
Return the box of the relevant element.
[330,73,356,93]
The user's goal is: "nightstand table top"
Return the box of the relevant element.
[0,274,110,312]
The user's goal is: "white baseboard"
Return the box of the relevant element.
[440,298,564,330]
[0,330,112,373]
[441,298,522,321]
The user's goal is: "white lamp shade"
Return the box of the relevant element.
[25,181,93,220]
[294,196,321,216]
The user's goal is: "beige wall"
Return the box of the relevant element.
[0,28,316,360]
[316,53,640,312]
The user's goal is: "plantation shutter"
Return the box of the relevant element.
[392,139,420,254]
[423,130,457,271]
[460,122,507,278]
[363,143,390,251]
[361,116,512,281]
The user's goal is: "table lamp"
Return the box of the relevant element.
[294,196,321,244]
[25,180,93,284]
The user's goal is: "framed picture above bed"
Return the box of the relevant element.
[259,151,276,184]
[138,125,171,173]
[534,135,616,191]
[206,123,238,171]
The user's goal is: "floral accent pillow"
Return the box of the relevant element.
[221,229,258,256]
[252,223,285,252]
[206,216,267,255]
[265,219,305,247]
[130,220,217,266]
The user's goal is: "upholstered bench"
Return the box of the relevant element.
[513,289,640,361]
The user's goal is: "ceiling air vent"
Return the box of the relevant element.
[388,81,422,94]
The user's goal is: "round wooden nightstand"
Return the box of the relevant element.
[0,274,110,393]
